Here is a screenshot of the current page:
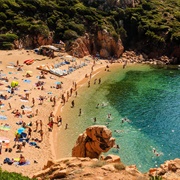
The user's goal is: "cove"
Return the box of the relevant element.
[56,64,180,172]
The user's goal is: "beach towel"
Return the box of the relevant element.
[6,66,14,69]
[23,79,31,83]
[29,142,37,146]
[23,107,32,111]
[0,115,7,120]
[0,125,10,131]
[14,160,30,166]
[20,99,29,102]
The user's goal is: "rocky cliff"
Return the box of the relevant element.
[68,30,124,59]
[72,125,115,159]
[33,156,180,180]
[33,155,147,180]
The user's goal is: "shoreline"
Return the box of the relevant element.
[0,49,108,177]
[0,49,171,177]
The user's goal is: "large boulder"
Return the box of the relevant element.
[68,30,124,59]
[72,125,115,159]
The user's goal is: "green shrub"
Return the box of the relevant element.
[149,175,162,180]
[63,29,79,40]
[111,31,119,42]
[113,163,126,170]
[0,12,7,20]
[1,42,14,50]
[67,21,85,35]
[0,168,35,180]
[171,32,180,44]
[28,24,49,37]
[142,2,154,10]
[0,33,18,42]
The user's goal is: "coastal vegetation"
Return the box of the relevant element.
[0,168,36,180]
[0,0,180,57]
[0,0,179,58]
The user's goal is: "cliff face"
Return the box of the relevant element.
[68,30,124,59]
[14,34,53,49]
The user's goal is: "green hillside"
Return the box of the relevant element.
[0,0,179,59]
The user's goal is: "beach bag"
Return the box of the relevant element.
[3,157,13,165]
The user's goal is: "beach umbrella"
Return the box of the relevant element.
[11,81,18,87]
[55,81,61,85]
[17,127,25,134]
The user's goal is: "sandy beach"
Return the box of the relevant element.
[0,49,115,177]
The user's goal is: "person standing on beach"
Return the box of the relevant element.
[123,60,127,69]
[70,88,73,97]
[79,108,82,116]
[88,80,90,88]
[32,98,35,107]
[28,127,32,138]
[0,142,2,155]
[35,109,38,116]
[40,120,43,130]
[93,117,97,123]
[39,130,44,141]
[71,100,75,108]
[65,123,68,130]
[35,120,38,132]
[94,79,97,84]
[8,102,11,110]
[74,82,77,90]
[53,96,56,106]
[66,91,69,102]
[57,116,62,127]
[75,91,77,97]
[98,78,101,84]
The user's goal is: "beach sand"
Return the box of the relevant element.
[0,49,116,177]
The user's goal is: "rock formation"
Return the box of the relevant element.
[14,33,53,49]
[33,155,146,180]
[72,125,115,159]
[32,124,180,180]
[68,30,124,59]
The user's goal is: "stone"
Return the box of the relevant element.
[43,160,55,170]
[72,125,115,158]
[104,154,121,163]
[68,30,124,59]
[49,169,67,180]
[101,164,115,171]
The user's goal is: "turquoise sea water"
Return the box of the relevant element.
[57,64,180,172]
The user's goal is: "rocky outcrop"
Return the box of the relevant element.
[33,156,180,180]
[14,34,53,49]
[72,125,115,159]
[69,30,124,59]
[33,156,146,180]
[148,158,180,180]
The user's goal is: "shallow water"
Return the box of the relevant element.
[56,64,180,172]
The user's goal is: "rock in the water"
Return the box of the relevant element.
[72,125,115,158]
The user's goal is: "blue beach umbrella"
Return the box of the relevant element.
[17,127,25,134]
[55,81,61,85]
